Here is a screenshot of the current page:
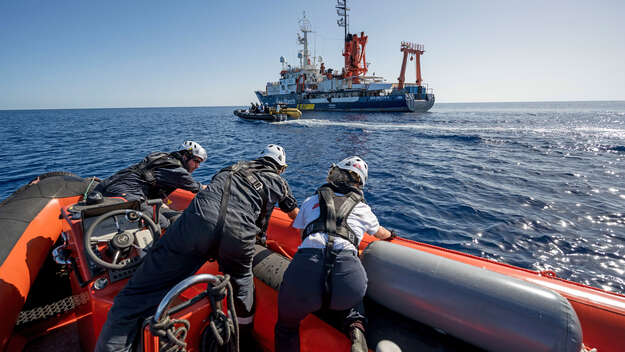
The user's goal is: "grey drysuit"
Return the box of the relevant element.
[95,159,297,352]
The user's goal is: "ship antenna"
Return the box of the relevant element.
[336,0,349,40]
[298,12,312,69]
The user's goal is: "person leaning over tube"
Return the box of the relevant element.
[93,140,208,229]
[95,144,299,352]
[274,156,393,352]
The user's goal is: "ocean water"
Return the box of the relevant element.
[1,101,624,294]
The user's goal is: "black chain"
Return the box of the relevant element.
[17,292,89,326]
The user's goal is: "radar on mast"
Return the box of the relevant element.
[298,11,311,33]
[336,0,349,38]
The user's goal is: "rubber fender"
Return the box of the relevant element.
[252,245,290,290]
[251,245,482,351]
[361,241,582,352]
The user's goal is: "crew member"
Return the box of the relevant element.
[275,156,392,352]
[94,140,207,228]
[96,144,299,352]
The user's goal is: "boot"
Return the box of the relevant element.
[349,323,368,352]
[239,322,263,352]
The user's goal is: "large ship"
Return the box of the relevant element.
[255,0,435,113]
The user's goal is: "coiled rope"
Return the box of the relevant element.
[149,274,239,352]
[201,274,239,352]
[149,316,190,352]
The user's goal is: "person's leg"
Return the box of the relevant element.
[218,232,259,350]
[140,202,171,230]
[344,302,368,352]
[329,250,369,352]
[160,207,183,225]
[95,243,205,351]
[275,249,325,352]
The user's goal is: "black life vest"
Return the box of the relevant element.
[96,152,183,200]
[302,183,364,249]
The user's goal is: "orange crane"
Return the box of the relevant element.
[342,32,368,82]
[398,41,425,90]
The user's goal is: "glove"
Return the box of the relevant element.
[385,230,398,241]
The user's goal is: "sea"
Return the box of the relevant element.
[1,101,624,295]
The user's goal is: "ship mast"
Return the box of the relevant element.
[336,0,348,40]
[298,12,312,70]
[337,0,367,82]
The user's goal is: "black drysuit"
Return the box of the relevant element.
[95,151,202,228]
[95,158,297,352]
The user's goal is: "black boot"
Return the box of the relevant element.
[239,323,263,352]
[349,323,368,352]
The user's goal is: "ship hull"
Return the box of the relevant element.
[255,92,435,113]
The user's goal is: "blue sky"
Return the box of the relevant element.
[1,0,624,109]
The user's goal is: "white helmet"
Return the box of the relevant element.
[181,140,207,162]
[260,144,287,167]
[335,156,368,186]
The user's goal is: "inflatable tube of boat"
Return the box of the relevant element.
[361,241,582,352]
[251,245,483,351]
[0,173,94,350]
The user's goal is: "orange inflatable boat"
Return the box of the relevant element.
[1,174,624,351]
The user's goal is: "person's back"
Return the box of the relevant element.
[275,156,392,352]
[161,155,296,254]
[94,141,207,228]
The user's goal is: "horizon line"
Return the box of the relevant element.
[2,99,625,112]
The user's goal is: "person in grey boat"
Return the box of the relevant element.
[95,144,299,352]
[94,140,207,229]
[275,156,393,352]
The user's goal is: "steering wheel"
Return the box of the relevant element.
[84,209,160,270]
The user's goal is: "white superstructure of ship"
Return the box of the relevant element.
[255,0,435,112]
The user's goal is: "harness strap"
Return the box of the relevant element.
[334,192,362,246]
[319,187,337,235]
[143,154,183,186]
[318,187,337,308]
[214,173,233,238]
[322,234,338,309]
[211,161,277,259]
[302,187,362,248]
[315,187,363,309]
[96,152,181,200]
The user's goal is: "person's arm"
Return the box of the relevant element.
[154,167,202,193]
[277,179,298,219]
[373,225,392,240]
[287,207,299,219]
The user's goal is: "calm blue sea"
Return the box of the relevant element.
[1,102,624,294]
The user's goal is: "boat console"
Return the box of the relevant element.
[49,196,234,351]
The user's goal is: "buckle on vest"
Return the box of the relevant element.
[253,181,262,191]
[246,175,263,192]
[348,233,356,245]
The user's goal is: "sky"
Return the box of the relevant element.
[1,0,624,110]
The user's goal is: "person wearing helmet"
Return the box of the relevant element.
[96,144,299,352]
[93,141,207,229]
[275,156,393,352]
